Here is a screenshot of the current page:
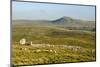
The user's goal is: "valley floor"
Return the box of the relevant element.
[12,25,96,66]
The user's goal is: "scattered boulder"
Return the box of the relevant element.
[19,38,26,45]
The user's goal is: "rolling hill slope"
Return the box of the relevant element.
[13,16,95,30]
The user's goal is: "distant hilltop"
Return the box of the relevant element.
[13,16,95,23]
[13,16,95,30]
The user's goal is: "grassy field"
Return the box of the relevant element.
[12,23,96,66]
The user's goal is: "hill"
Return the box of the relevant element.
[12,16,96,65]
[13,16,95,31]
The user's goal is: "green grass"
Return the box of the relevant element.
[12,44,95,65]
[12,23,96,65]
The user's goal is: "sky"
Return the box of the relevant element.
[12,1,95,21]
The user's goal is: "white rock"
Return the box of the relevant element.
[19,38,26,45]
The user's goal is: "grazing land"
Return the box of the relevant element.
[12,17,96,66]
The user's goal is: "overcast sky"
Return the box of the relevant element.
[12,1,95,21]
